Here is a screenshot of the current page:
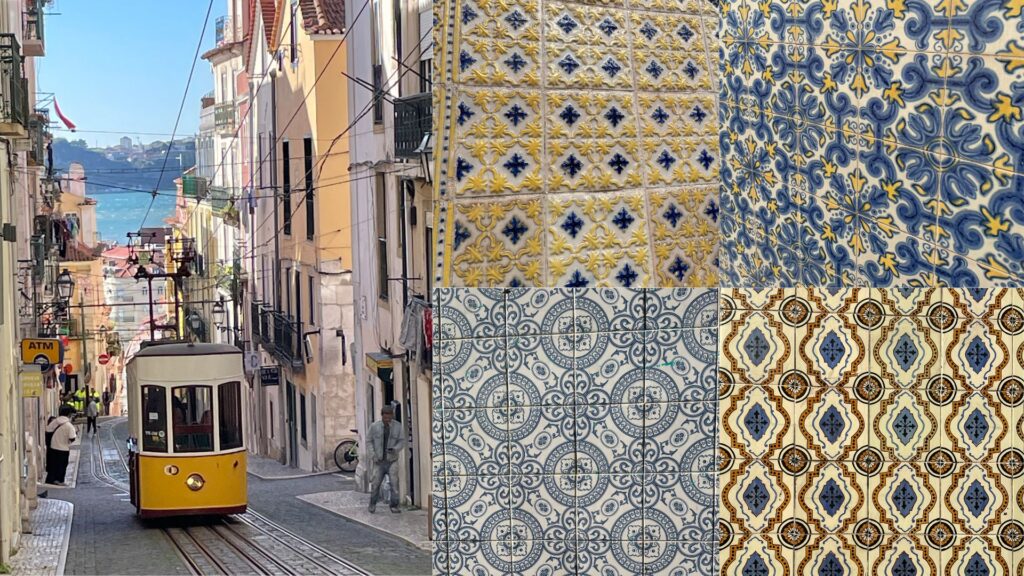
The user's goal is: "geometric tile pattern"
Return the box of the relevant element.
[434,0,721,287]
[432,288,719,574]
[719,0,1024,287]
[720,287,1024,575]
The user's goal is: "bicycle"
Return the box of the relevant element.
[334,429,359,472]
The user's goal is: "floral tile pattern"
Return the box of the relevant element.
[719,0,1024,287]
[434,288,719,575]
[720,287,1024,576]
[434,0,721,287]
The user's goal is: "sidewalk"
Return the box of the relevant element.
[246,454,340,480]
[7,498,74,576]
[297,490,430,551]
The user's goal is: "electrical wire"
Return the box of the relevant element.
[138,0,215,233]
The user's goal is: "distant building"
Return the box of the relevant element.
[119,136,132,151]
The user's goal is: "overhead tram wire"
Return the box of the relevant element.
[182,0,375,269]
[137,0,215,234]
[236,27,434,262]
[181,0,371,234]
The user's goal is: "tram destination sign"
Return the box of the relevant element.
[260,366,280,386]
[21,338,63,369]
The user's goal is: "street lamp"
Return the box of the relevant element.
[55,269,75,302]
[187,311,204,341]
[212,298,226,328]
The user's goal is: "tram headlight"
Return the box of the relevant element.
[185,473,205,491]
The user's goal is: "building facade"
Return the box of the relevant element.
[348,0,434,506]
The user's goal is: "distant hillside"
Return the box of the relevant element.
[52,138,196,192]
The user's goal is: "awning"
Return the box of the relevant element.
[365,352,393,385]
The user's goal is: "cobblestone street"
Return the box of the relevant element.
[13,418,430,575]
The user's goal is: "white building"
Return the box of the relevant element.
[348,0,434,506]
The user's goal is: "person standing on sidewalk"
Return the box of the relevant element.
[85,396,99,435]
[367,405,403,514]
[45,406,77,486]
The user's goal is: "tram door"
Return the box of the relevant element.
[286,381,297,467]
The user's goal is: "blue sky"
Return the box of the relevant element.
[39,1,225,147]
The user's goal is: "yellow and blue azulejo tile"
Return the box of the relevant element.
[434,0,721,287]
[719,0,1024,287]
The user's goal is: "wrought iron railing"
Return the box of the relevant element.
[23,0,44,56]
[0,35,28,134]
[270,311,303,368]
[394,92,431,159]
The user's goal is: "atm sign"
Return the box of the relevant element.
[21,339,63,368]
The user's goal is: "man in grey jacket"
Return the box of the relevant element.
[368,405,403,513]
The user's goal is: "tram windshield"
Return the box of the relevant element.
[171,385,214,452]
[141,386,167,452]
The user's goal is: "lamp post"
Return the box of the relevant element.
[55,268,74,302]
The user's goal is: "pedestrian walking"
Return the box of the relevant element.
[367,405,403,514]
[102,390,110,416]
[45,406,77,486]
[86,396,99,434]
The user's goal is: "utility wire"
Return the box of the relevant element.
[138,0,215,233]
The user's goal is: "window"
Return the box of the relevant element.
[300,392,307,444]
[304,137,314,240]
[257,134,264,188]
[419,59,432,94]
[290,3,298,65]
[141,386,167,452]
[282,141,291,235]
[218,381,243,450]
[308,275,315,326]
[269,400,275,438]
[372,64,384,125]
[285,266,292,316]
[376,173,388,300]
[171,385,214,453]
[295,270,302,327]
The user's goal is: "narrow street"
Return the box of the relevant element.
[48,418,430,575]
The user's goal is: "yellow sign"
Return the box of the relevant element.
[20,369,43,398]
[20,338,62,367]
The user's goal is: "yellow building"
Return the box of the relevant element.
[251,0,356,470]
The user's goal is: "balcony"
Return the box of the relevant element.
[214,103,235,134]
[27,109,48,166]
[23,0,44,57]
[394,92,431,159]
[0,35,28,138]
[182,175,209,200]
[261,308,304,369]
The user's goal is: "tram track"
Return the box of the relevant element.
[92,418,371,576]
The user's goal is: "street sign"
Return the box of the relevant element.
[63,364,73,375]
[20,366,43,398]
[98,354,110,365]
[20,338,62,369]
[260,366,280,386]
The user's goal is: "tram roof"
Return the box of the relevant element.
[133,342,241,358]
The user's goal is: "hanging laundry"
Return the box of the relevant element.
[423,306,433,351]
[399,297,429,366]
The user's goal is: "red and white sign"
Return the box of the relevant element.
[63,364,73,374]
[98,354,110,366]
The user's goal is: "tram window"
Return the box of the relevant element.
[171,386,214,453]
[141,386,168,453]
[219,381,243,450]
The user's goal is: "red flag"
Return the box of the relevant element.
[53,99,76,131]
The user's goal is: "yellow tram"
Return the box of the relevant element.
[126,342,247,518]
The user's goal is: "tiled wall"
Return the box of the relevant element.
[434,0,722,287]
[720,288,1024,574]
[719,0,1024,287]
[432,288,719,574]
